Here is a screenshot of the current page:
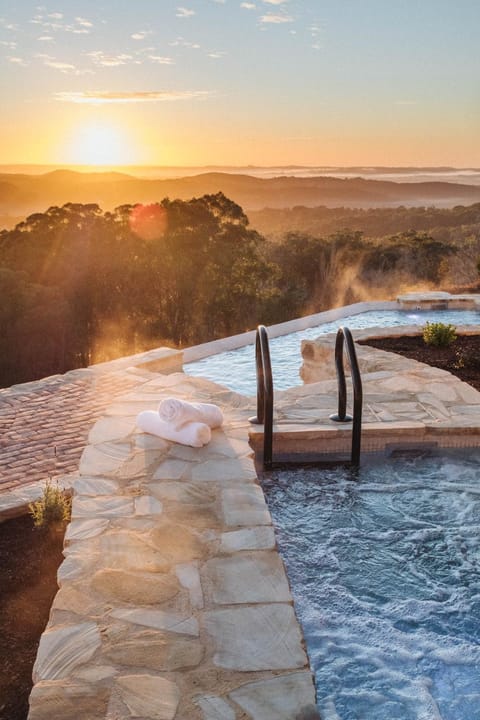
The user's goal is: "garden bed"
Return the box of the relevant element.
[359,333,480,393]
[0,514,65,720]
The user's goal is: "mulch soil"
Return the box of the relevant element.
[358,333,480,393]
[0,515,64,720]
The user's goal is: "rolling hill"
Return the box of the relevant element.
[2,169,480,224]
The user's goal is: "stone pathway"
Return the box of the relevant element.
[28,373,318,720]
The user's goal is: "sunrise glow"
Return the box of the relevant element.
[61,122,139,166]
[0,1,479,167]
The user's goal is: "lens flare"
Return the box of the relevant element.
[129,203,168,240]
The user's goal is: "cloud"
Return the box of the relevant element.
[35,53,88,74]
[259,13,293,23]
[148,55,175,64]
[7,56,28,66]
[87,51,133,67]
[66,25,90,34]
[43,59,77,72]
[37,35,54,41]
[75,17,93,28]
[54,90,212,104]
[29,13,93,35]
[240,2,256,7]
[170,36,201,49]
[131,30,153,40]
[176,7,196,18]
[208,50,226,58]
[0,18,18,31]
[263,0,288,4]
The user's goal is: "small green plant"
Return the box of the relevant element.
[422,321,457,348]
[453,349,465,369]
[29,480,71,528]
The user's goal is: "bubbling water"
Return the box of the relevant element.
[263,452,480,720]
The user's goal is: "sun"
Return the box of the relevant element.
[63,121,141,167]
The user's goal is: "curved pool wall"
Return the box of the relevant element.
[263,451,480,720]
[184,300,480,396]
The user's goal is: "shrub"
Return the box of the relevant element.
[422,321,457,348]
[29,480,71,528]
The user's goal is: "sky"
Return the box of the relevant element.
[0,0,479,168]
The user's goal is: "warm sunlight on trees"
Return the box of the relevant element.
[0,193,474,387]
[0,194,272,384]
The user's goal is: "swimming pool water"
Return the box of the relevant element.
[184,309,480,395]
[263,452,480,720]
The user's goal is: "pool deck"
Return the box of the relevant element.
[2,294,480,719]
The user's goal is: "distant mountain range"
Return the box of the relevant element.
[2,169,480,222]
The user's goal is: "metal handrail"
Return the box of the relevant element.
[249,325,274,469]
[329,326,363,466]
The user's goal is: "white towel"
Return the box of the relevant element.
[137,411,211,447]
[158,397,223,430]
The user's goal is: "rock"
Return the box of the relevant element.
[99,531,170,572]
[152,459,190,480]
[176,562,204,609]
[204,552,292,604]
[72,495,133,519]
[221,485,271,526]
[33,622,102,681]
[149,480,216,505]
[134,494,163,516]
[65,518,109,542]
[148,522,206,563]
[229,672,317,720]
[110,608,199,636]
[204,605,307,670]
[91,568,179,605]
[105,632,204,670]
[115,674,180,720]
[28,680,109,720]
[195,694,236,720]
[73,477,119,496]
[220,526,275,552]
[191,457,256,483]
[79,442,131,476]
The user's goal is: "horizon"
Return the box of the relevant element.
[1,1,479,168]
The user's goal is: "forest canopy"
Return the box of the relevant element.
[1,193,479,387]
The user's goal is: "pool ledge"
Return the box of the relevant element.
[249,325,480,461]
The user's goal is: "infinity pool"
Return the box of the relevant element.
[184,309,480,395]
[263,452,480,720]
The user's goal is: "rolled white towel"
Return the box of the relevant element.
[158,397,223,430]
[137,411,211,448]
